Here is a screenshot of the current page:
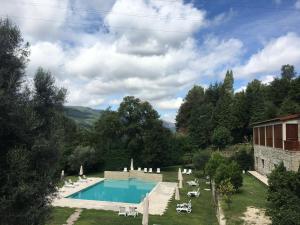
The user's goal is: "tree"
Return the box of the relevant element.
[218,179,235,209]
[267,162,300,225]
[211,126,232,149]
[230,148,253,171]
[68,146,97,173]
[193,150,210,173]
[205,152,227,178]
[281,64,296,80]
[176,85,206,133]
[215,161,243,190]
[214,70,235,130]
[0,19,67,224]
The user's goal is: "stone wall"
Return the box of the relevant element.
[254,145,300,175]
[104,170,163,182]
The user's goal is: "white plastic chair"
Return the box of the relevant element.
[118,206,127,216]
[123,167,128,172]
[149,168,153,173]
[144,168,148,173]
[186,169,192,175]
[182,169,187,174]
[127,206,138,217]
[138,167,141,171]
[156,168,160,173]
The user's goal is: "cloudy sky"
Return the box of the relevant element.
[1,0,300,122]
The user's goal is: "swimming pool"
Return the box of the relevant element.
[68,179,157,203]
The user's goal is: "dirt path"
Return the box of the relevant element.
[240,207,271,225]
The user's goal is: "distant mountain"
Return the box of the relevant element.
[64,106,176,132]
[64,106,103,128]
[163,120,176,133]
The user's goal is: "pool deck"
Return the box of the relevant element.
[52,177,177,215]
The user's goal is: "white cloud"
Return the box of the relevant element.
[154,97,183,110]
[2,0,244,111]
[261,75,275,84]
[235,86,246,93]
[234,33,300,78]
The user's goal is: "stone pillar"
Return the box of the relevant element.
[282,123,286,150]
[272,125,275,148]
[258,127,260,145]
[264,126,267,146]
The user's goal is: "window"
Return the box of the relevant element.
[259,127,265,146]
[262,159,265,168]
[266,125,273,147]
[274,124,283,149]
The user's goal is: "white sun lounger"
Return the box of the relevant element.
[78,176,88,183]
[187,179,199,186]
[138,167,141,171]
[186,169,192,175]
[176,200,192,213]
[182,169,187,174]
[123,167,128,172]
[156,168,160,173]
[149,168,153,173]
[144,168,148,173]
[187,188,200,197]
[64,181,75,188]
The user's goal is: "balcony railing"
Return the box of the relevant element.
[284,140,300,151]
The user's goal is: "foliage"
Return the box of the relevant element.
[267,162,300,225]
[230,147,253,171]
[218,179,235,209]
[205,152,227,178]
[211,126,232,149]
[193,150,210,172]
[176,65,300,148]
[0,19,73,224]
[91,96,175,170]
[214,161,243,190]
[68,146,97,173]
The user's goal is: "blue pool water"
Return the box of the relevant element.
[68,179,157,203]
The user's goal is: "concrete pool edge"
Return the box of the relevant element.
[52,178,177,215]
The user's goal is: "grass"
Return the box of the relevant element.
[222,174,268,225]
[48,168,218,225]
[46,207,75,225]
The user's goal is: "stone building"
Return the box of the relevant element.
[252,113,300,175]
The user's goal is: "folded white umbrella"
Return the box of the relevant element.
[79,165,83,176]
[130,158,134,171]
[178,168,183,188]
[142,194,149,225]
[175,186,180,200]
[61,170,64,179]
[179,179,183,189]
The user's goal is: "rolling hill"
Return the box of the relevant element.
[64,106,175,132]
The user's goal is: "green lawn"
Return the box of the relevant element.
[46,207,75,225]
[48,169,218,225]
[222,174,268,225]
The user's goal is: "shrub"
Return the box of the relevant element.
[205,152,227,178]
[267,162,300,225]
[230,147,253,171]
[193,150,210,173]
[215,161,243,190]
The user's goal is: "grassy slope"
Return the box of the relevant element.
[222,174,268,225]
[49,169,218,225]
[64,106,102,128]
